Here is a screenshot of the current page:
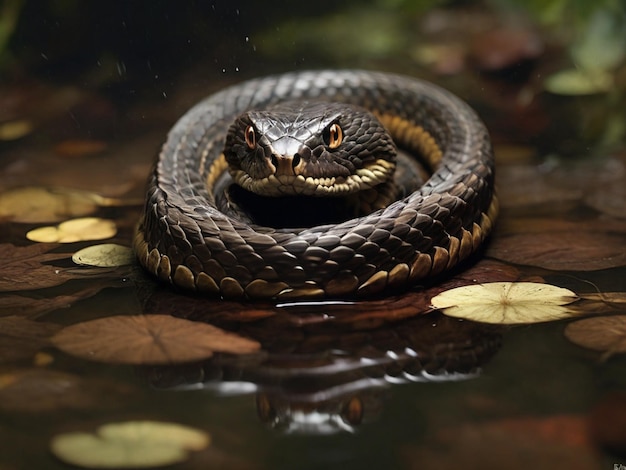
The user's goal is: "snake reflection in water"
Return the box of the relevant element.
[134,70,498,300]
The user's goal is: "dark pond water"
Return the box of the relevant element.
[1,1,626,469]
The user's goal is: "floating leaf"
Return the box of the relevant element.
[0,316,60,362]
[564,315,626,361]
[585,180,626,219]
[72,244,134,267]
[0,243,80,292]
[0,284,110,317]
[27,217,117,243]
[487,231,626,271]
[431,282,578,324]
[50,421,210,468]
[0,187,102,223]
[52,315,261,365]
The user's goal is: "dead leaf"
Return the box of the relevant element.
[52,315,261,365]
[431,282,579,324]
[0,284,109,318]
[487,231,626,271]
[585,180,626,219]
[0,243,94,292]
[51,421,210,469]
[0,316,60,362]
[27,217,117,243]
[0,369,135,413]
[564,315,626,360]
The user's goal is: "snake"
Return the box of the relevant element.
[134,70,498,300]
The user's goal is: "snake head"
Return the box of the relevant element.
[224,101,397,197]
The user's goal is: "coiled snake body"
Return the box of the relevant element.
[134,70,497,300]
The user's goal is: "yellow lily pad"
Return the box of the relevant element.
[72,244,134,267]
[27,217,117,243]
[50,420,210,468]
[431,282,578,324]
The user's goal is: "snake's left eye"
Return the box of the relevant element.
[244,125,256,149]
[325,123,343,149]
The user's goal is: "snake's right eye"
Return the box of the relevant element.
[244,125,256,149]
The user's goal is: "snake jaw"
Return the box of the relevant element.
[229,157,396,196]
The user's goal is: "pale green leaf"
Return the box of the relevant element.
[431,282,578,324]
[72,244,134,267]
[50,420,210,468]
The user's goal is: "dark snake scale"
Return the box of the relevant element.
[134,70,498,300]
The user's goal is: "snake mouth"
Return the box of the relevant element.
[229,158,396,197]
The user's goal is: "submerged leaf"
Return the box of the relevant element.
[564,315,626,360]
[72,244,134,267]
[50,420,210,468]
[52,314,261,365]
[27,217,117,243]
[431,282,578,324]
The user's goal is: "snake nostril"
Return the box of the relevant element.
[292,154,301,170]
[270,155,278,170]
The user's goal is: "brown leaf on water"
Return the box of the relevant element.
[564,315,626,361]
[52,315,261,365]
[585,179,626,219]
[0,283,115,318]
[496,165,582,211]
[0,243,88,292]
[488,231,626,271]
[0,369,136,413]
[0,316,61,362]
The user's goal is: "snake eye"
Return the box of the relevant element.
[325,123,343,149]
[244,125,256,149]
